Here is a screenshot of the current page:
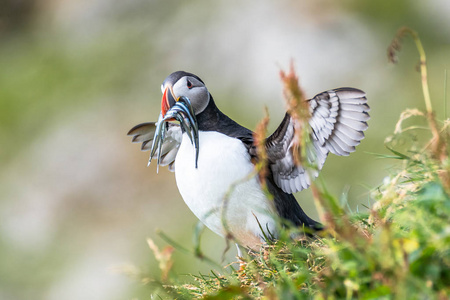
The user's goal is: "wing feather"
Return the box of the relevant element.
[128,123,157,143]
[265,87,369,194]
[127,122,182,172]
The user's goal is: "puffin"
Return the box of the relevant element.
[128,71,369,251]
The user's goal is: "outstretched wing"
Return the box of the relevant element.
[266,88,370,194]
[127,122,182,172]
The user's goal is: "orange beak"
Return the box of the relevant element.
[161,86,176,117]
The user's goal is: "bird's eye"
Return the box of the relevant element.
[187,80,193,89]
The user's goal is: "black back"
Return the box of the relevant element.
[196,95,254,146]
[196,96,321,231]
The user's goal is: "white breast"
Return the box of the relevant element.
[174,131,277,249]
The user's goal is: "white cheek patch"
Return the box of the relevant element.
[170,77,210,114]
[161,84,164,93]
[172,79,185,98]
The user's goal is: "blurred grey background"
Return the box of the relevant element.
[0,0,449,299]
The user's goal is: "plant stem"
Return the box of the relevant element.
[403,28,433,115]
[394,27,445,160]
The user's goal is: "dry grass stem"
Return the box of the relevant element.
[253,107,270,187]
[279,62,311,165]
[388,26,447,161]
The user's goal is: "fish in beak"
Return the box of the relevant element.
[149,92,199,170]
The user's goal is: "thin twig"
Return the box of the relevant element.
[388,26,447,161]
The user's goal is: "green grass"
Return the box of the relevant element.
[133,147,449,299]
[125,28,450,299]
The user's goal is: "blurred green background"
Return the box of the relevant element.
[0,0,448,299]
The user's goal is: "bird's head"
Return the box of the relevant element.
[160,71,210,118]
[152,71,207,168]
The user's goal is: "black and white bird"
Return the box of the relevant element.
[128,71,369,251]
